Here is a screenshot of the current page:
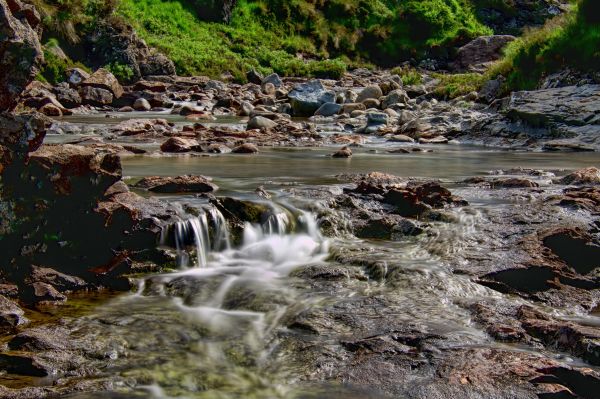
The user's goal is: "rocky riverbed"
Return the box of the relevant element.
[1,1,600,397]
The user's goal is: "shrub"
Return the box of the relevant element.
[104,62,135,83]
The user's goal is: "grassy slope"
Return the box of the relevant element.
[117,0,490,80]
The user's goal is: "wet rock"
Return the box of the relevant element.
[80,68,124,98]
[418,136,448,144]
[232,143,259,154]
[133,98,151,111]
[133,175,218,194]
[28,266,87,291]
[354,215,423,240]
[28,282,67,303]
[453,35,516,72]
[332,146,352,158]
[357,85,383,103]
[0,353,49,377]
[388,134,415,143]
[558,186,600,213]
[206,143,232,154]
[0,295,27,328]
[288,80,335,116]
[560,167,600,186]
[491,178,540,189]
[362,112,388,134]
[160,137,201,153]
[212,197,269,225]
[0,0,44,111]
[315,102,342,117]
[247,115,277,130]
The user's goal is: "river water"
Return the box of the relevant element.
[38,114,600,398]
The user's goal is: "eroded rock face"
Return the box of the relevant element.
[87,21,176,82]
[0,0,44,111]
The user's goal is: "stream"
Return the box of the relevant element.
[23,113,600,398]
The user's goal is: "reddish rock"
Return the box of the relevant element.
[160,137,202,153]
[232,143,259,154]
[560,167,600,186]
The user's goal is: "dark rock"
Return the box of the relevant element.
[232,143,259,154]
[332,146,352,158]
[288,80,335,116]
[453,35,516,72]
[0,353,49,377]
[315,102,342,117]
[79,86,113,106]
[246,69,263,84]
[0,0,44,111]
[491,178,540,189]
[133,175,218,194]
[0,294,27,328]
[262,73,282,88]
[560,167,600,186]
[28,282,67,303]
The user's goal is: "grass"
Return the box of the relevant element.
[391,66,423,86]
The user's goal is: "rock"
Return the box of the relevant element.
[262,82,276,95]
[133,80,171,92]
[288,80,336,116]
[29,282,67,303]
[53,85,82,108]
[388,134,415,143]
[332,146,352,158]
[39,103,62,116]
[453,35,516,72]
[80,68,124,98]
[87,21,176,81]
[0,295,27,328]
[315,102,342,117]
[133,175,218,193]
[133,97,151,111]
[239,101,254,116]
[362,112,388,134]
[0,353,49,377]
[362,98,380,109]
[419,136,448,144]
[79,86,114,106]
[0,0,44,111]
[560,167,600,186]
[382,89,410,109]
[178,105,205,116]
[29,266,87,291]
[160,137,201,153]
[478,76,505,103]
[342,103,366,114]
[262,73,282,88]
[246,69,263,84]
[491,178,540,189]
[207,143,232,153]
[357,85,383,103]
[232,143,259,154]
[247,115,277,130]
[65,67,90,87]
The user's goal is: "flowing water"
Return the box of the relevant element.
[36,115,600,398]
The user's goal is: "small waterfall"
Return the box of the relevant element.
[162,207,231,268]
[262,211,291,235]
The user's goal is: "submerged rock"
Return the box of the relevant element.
[133,175,218,193]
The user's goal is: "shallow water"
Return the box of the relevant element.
[32,116,600,397]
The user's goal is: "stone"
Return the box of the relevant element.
[232,143,259,154]
[160,137,201,153]
[247,69,264,84]
[419,136,448,144]
[262,82,276,95]
[39,103,62,117]
[0,0,44,111]
[315,102,342,117]
[262,73,282,88]
[0,295,27,328]
[453,35,516,72]
[288,80,336,116]
[53,85,82,108]
[332,146,352,158]
[133,97,151,111]
[388,134,415,143]
[29,266,87,291]
[240,101,254,116]
[81,68,124,98]
[133,175,218,193]
[29,282,67,303]
[362,98,381,109]
[65,67,90,87]
[207,143,232,153]
[491,178,540,189]
[342,103,366,114]
[247,115,277,130]
[357,85,383,103]
[382,89,410,109]
[79,86,114,106]
[560,167,600,186]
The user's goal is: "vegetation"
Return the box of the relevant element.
[38,39,89,84]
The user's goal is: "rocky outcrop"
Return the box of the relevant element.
[452,35,515,72]
[0,0,44,111]
[87,21,176,82]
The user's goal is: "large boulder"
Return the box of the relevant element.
[453,35,516,72]
[86,21,176,82]
[288,80,336,116]
[80,68,124,98]
[133,175,218,193]
[0,0,44,111]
